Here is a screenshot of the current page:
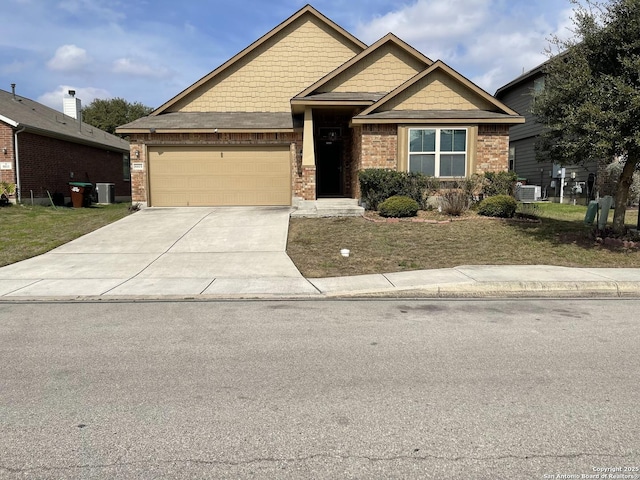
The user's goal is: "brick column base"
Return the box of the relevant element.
[301,165,316,200]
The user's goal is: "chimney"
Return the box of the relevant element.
[63,90,82,125]
[11,83,16,99]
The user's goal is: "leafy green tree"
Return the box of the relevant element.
[82,97,153,135]
[532,0,640,233]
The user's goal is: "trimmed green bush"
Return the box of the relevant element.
[477,195,518,218]
[359,169,436,210]
[483,171,518,197]
[378,195,420,218]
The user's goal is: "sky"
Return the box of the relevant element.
[1,0,578,112]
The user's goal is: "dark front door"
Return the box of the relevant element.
[316,140,343,197]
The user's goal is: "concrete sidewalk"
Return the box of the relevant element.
[1,263,640,299]
[307,265,640,298]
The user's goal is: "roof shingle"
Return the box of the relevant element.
[0,89,129,152]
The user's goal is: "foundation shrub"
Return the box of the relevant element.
[483,171,518,197]
[378,195,419,218]
[359,169,436,210]
[478,194,518,218]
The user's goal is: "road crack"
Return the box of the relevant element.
[0,451,635,473]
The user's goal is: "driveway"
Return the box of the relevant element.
[0,207,319,297]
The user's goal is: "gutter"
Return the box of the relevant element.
[14,125,26,203]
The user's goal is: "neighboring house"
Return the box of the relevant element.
[116,4,523,208]
[0,86,131,205]
[495,61,598,203]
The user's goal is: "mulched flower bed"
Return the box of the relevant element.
[363,210,542,224]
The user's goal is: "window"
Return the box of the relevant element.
[123,153,131,181]
[409,128,467,177]
[533,77,545,94]
[509,145,516,171]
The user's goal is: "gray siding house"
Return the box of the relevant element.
[495,61,598,203]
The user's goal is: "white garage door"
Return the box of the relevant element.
[148,145,291,207]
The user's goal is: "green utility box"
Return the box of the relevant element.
[584,200,598,225]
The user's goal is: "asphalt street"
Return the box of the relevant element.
[1,298,639,479]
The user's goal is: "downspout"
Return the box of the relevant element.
[14,125,26,203]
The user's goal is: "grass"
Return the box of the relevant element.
[0,203,132,267]
[287,203,640,278]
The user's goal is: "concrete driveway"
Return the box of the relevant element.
[0,207,319,297]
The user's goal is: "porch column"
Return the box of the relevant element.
[301,107,316,200]
[302,107,315,166]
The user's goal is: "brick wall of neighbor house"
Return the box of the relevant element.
[474,125,510,174]
[129,132,304,203]
[0,123,15,187]
[17,132,129,200]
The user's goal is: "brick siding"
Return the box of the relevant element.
[0,125,128,202]
[360,124,398,169]
[15,132,128,201]
[350,126,363,198]
[0,123,14,186]
[129,124,511,205]
[475,125,510,174]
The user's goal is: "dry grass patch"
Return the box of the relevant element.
[287,204,640,278]
[0,203,132,267]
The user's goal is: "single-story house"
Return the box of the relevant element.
[116,4,523,209]
[495,60,598,203]
[0,86,131,205]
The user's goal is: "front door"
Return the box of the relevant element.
[316,130,343,197]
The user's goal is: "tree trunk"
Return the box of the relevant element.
[612,155,638,234]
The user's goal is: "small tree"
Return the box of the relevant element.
[82,97,153,135]
[532,0,640,234]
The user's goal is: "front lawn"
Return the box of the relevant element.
[0,203,132,267]
[287,203,640,278]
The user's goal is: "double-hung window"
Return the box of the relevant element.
[123,153,131,181]
[409,128,467,177]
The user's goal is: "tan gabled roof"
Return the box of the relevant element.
[293,33,433,101]
[152,4,367,116]
[356,60,521,119]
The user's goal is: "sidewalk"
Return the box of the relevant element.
[307,265,640,298]
[1,265,640,300]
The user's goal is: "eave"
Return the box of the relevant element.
[350,116,525,125]
[0,114,19,128]
[117,127,299,135]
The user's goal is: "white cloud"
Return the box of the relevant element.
[356,0,491,44]
[38,85,111,111]
[354,0,577,93]
[112,58,172,78]
[0,60,31,75]
[57,0,125,22]
[46,44,92,72]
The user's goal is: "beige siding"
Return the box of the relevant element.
[321,43,425,93]
[148,146,290,206]
[169,15,361,113]
[381,71,495,111]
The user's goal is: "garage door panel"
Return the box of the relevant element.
[148,146,291,207]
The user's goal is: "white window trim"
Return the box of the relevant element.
[408,127,468,178]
